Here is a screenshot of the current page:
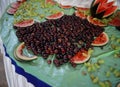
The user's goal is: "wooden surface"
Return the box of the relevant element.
[0,52,8,87]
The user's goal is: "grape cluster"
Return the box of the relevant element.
[14,15,104,67]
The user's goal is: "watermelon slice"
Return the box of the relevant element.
[7,7,17,15]
[92,19,106,26]
[75,11,87,19]
[109,11,120,26]
[46,0,55,5]
[87,16,106,26]
[11,1,21,9]
[75,7,89,19]
[14,50,22,61]
[109,17,120,26]
[59,4,72,9]
[87,16,94,24]
[91,0,117,19]
[103,6,118,18]
[70,49,91,64]
[96,1,115,14]
[46,12,64,19]
[14,19,34,27]
[14,42,37,61]
[92,32,109,46]
[75,7,89,11]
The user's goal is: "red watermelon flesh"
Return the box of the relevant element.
[105,1,115,7]
[75,7,89,11]
[70,49,90,64]
[46,12,64,19]
[75,11,87,19]
[87,16,106,26]
[109,11,120,26]
[109,18,120,26]
[7,7,17,15]
[75,7,89,19]
[92,19,106,26]
[92,32,109,46]
[14,19,34,27]
[59,4,72,9]
[46,0,55,5]
[96,1,115,14]
[11,1,21,9]
[87,16,94,24]
[103,6,118,18]
[93,0,108,6]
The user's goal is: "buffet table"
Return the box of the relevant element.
[0,0,120,87]
[0,0,93,87]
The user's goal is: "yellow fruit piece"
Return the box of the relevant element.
[106,71,110,77]
[88,67,92,72]
[110,35,116,41]
[99,82,106,87]
[117,38,120,43]
[85,62,91,67]
[110,67,114,72]
[114,71,120,77]
[95,63,100,69]
[92,77,99,84]
[90,74,95,80]
[88,48,94,55]
[104,81,112,87]
[91,64,96,71]
[98,59,104,64]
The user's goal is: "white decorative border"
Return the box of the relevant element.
[0,0,36,86]
[0,37,34,87]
